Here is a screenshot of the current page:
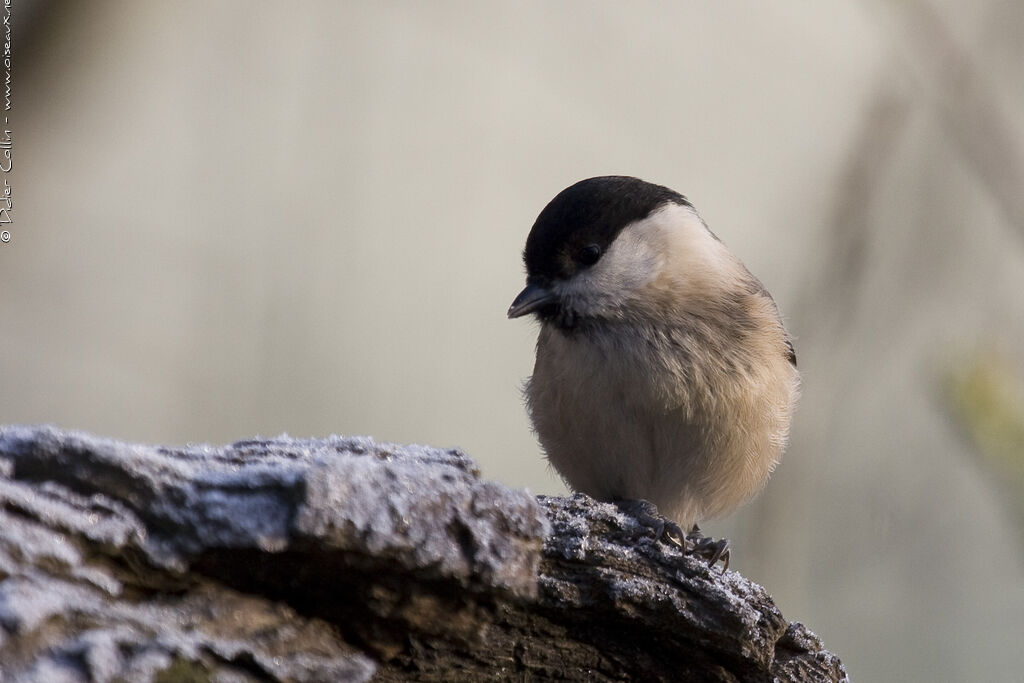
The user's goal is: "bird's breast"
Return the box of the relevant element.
[532,324,667,412]
[525,315,797,526]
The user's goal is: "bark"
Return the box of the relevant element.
[0,426,846,682]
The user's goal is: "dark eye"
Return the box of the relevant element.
[576,244,602,267]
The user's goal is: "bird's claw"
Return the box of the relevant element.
[616,501,730,572]
[686,525,730,572]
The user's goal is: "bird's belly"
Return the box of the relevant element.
[526,331,703,523]
[526,327,788,528]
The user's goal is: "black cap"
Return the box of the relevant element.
[522,176,691,284]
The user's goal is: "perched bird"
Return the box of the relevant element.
[508,176,799,566]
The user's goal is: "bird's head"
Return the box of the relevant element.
[508,176,735,331]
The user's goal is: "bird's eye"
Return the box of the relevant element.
[576,244,602,267]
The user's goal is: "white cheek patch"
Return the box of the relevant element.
[553,202,726,318]
[564,229,661,313]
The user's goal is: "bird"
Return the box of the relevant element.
[508,176,799,567]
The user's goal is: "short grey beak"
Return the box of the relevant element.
[507,283,556,319]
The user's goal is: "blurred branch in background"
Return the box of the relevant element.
[796,80,910,333]
[883,0,1024,554]
[884,0,1024,238]
[944,349,1024,553]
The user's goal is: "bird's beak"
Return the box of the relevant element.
[507,282,556,319]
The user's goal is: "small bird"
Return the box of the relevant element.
[508,176,799,566]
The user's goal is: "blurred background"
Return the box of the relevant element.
[4,1,1024,679]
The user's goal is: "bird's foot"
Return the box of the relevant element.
[614,500,730,572]
[614,499,689,546]
[685,525,730,572]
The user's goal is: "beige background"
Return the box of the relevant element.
[4,2,1024,680]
